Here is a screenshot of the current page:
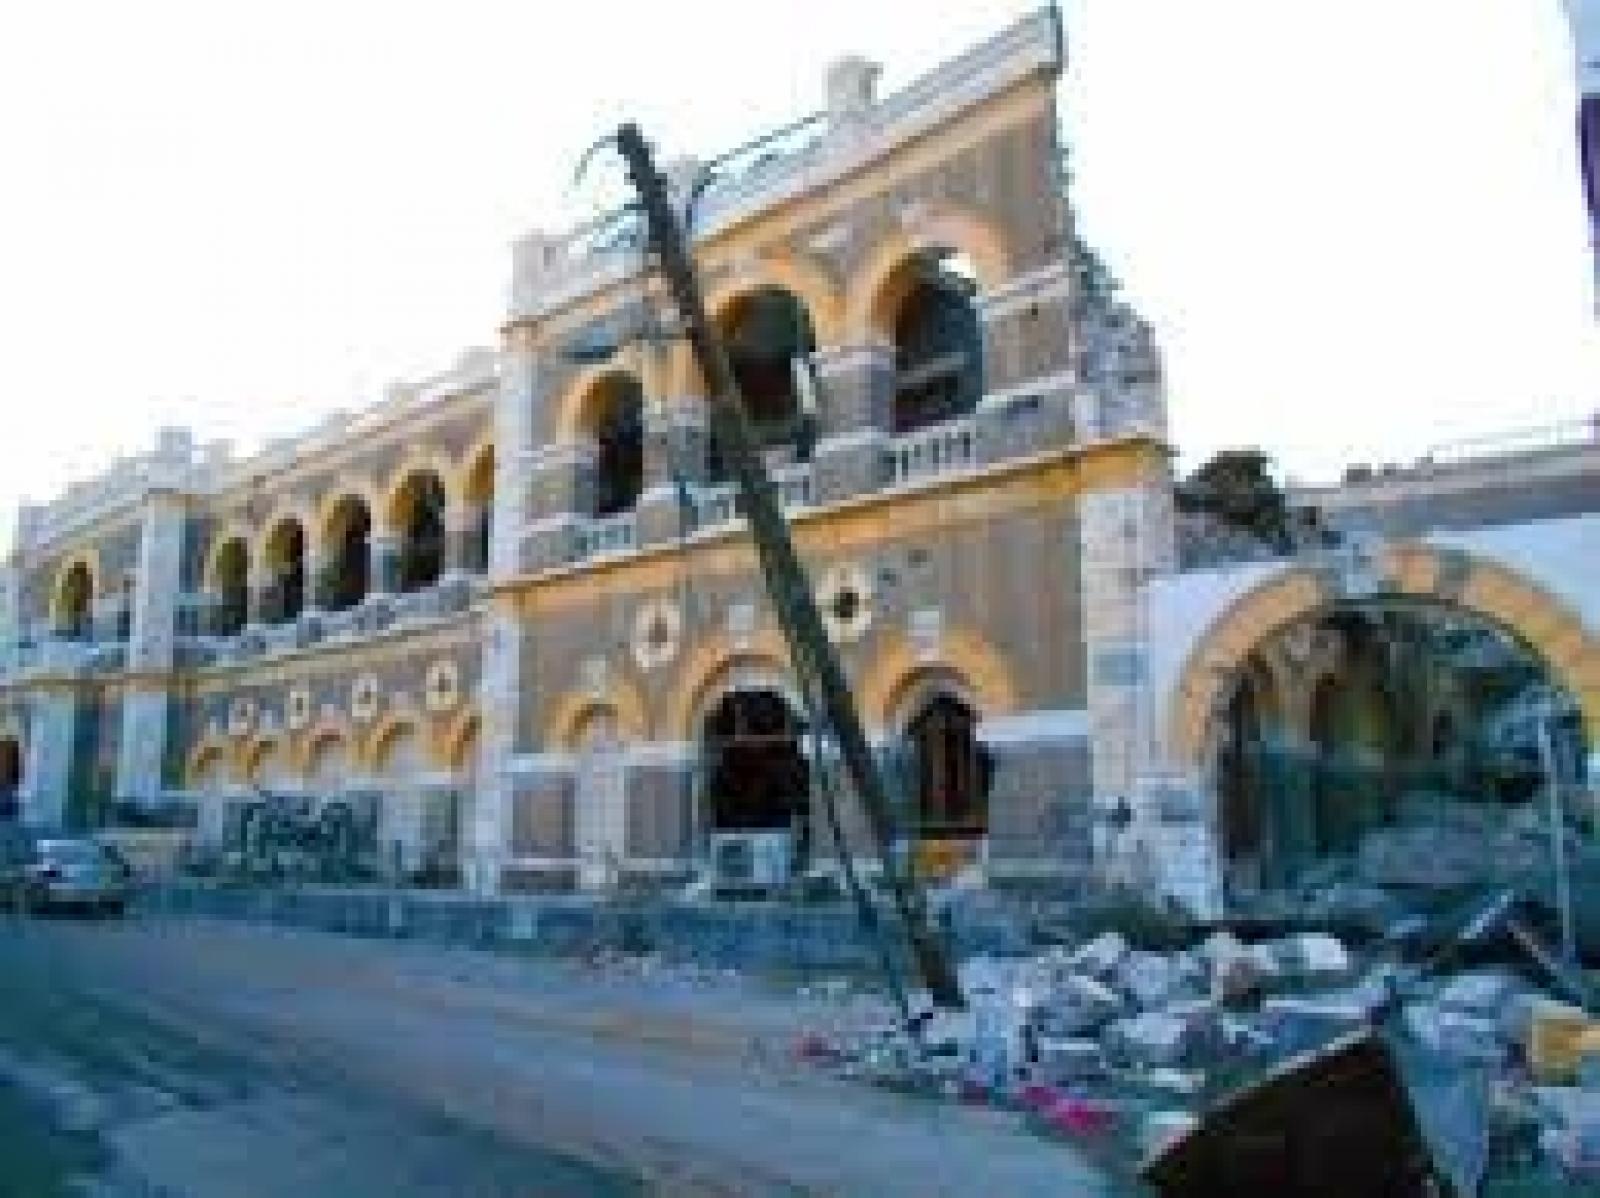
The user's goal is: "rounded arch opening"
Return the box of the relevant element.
[899,690,989,837]
[262,519,305,624]
[210,537,250,636]
[584,373,644,518]
[700,688,809,834]
[463,446,495,573]
[885,250,983,434]
[55,560,95,640]
[320,496,371,612]
[710,287,817,481]
[390,470,447,593]
[1202,598,1589,893]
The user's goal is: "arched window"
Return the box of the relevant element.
[321,497,371,612]
[55,561,94,640]
[590,376,644,518]
[712,288,817,480]
[463,447,494,573]
[211,538,249,636]
[392,471,447,593]
[890,253,983,435]
[906,694,986,834]
[262,519,305,624]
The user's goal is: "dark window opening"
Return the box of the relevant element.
[213,539,249,636]
[593,379,644,518]
[711,289,817,482]
[702,690,809,832]
[396,473,447,593]
[56,562,94,641]
[264,522,305,624]
[322,500,370,612]
[892,258,983,435]
[907,695,987,834]
[0,738,21,822]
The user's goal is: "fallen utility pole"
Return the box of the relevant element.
[612,123,965,1010]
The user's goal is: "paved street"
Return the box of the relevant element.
[0,911,1113,1197]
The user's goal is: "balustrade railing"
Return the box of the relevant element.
[884,418,977,486]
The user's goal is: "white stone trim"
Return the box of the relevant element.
[811,343,894,377]
[977,260,1070,322]
[628,740,694,765]
[977,369,1076,412]
[978,708,1090,745]
[814,428,889,455]
[504,752,576,776]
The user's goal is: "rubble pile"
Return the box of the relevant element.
[788,924,1600,1189]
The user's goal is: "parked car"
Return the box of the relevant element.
[25,837,132,915]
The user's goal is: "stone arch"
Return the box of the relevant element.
[380,450,459,536]
[880,664,979,736]
[553,363,647,445]
[317,491,374,611]
[706,253,844,349]
[364,713,424,774]
[240,735,292,787]
[294,711,354,772]
[202,522,255,591]
[185,738,229,788]
[438,707,481,774]
[50,552,99,637]
[664,627,792,743]
[545,682,649,752]
[302,728,353,792]
[846,206,1013,341]
[383,465,450,592]
[858,627,1020,734]
[1169,545,1600,772]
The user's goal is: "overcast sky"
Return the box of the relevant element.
[0,0,1593,543]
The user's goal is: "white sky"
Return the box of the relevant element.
[0,0,1594,545]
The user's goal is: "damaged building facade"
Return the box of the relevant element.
[0,12,1168,894]
[0,8,1593,910]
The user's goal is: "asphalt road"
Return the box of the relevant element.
[0,911,1114,1197]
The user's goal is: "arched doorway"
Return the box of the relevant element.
[584,375,644,519]
[1205,600,1587,892]
[701,689,809,834]
[0,738,21,822]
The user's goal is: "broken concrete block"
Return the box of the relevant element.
[1034,1037,1105,1083]
[1116,950,1189,1009]
[1436,970,1521,1016]
[1104,1005,1220,1070]
[1261,993,1375,1053]
[1035,973,1124,1036]
[1281,932,1352,982]
[1403,1002,1506,1065]
[1140,1109,1200,1160]
[1070,931,1130,977]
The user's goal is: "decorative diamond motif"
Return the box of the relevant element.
[350,673,381,725]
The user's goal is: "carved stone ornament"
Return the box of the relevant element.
[632,598,683,671]
[350,673,382,725]
[818,561,874,643]
[424,659,462,714]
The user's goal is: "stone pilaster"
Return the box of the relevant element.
[23,690,77,829]
[522,442,594,572]
[442,504,484,577]
[470,330,545,892]
[117,491,187,807]
[368,534,399,597]
[1077,475,1178,888]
